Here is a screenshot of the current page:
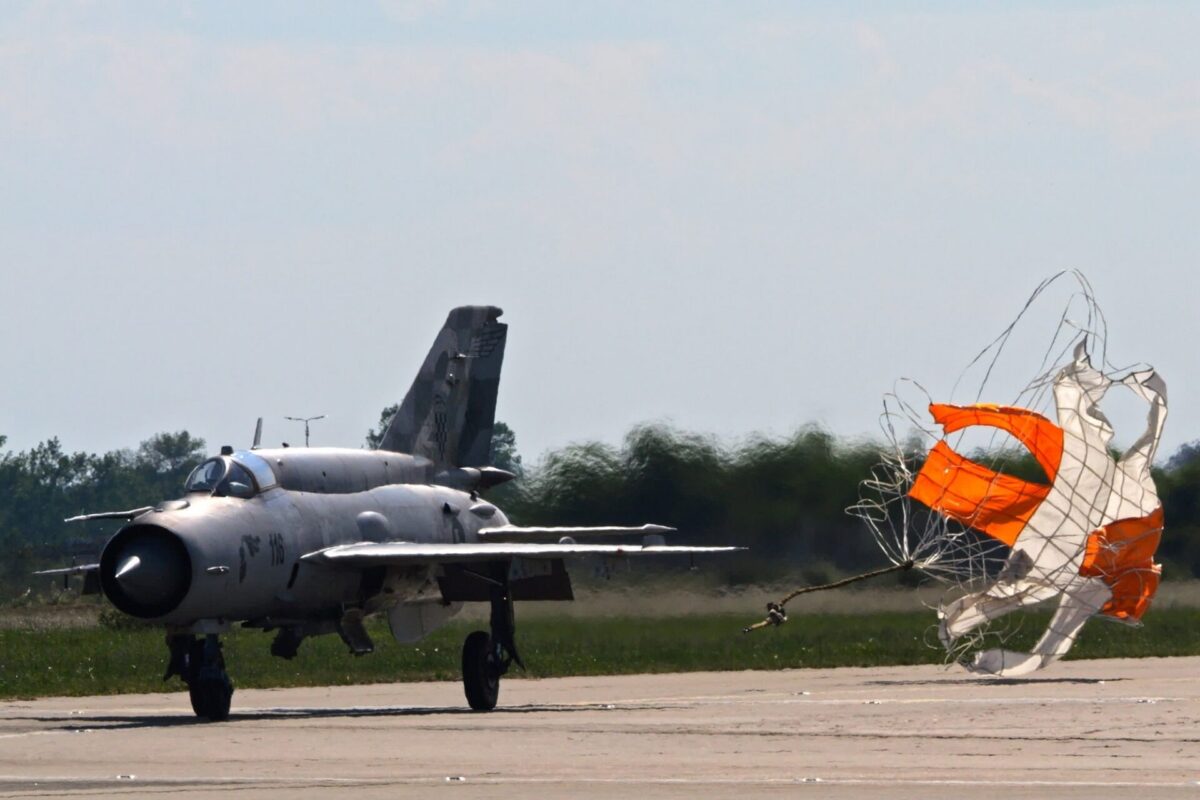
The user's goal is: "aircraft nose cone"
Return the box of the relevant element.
[109,539,187,608]
[113,554,165,603]
[100,526,192,618]
[114,555,142,582]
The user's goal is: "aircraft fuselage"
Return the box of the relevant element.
[99,447,508,630]
[48,305,739,720]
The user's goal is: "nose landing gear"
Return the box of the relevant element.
[166,633,234,721]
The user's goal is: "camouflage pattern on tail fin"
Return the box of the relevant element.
[379,306,507,468]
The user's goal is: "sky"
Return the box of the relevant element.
[1,1,1197,465]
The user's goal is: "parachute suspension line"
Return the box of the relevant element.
[742,560,914,634]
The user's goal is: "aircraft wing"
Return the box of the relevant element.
[302,540,742,567]
[33,563,102,595]
[34,563,100,576]
[64,507,154,523]
[477,523,674,541]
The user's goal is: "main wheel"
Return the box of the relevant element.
[188,674,233,721]
[462,630,500,711]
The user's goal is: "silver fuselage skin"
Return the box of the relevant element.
[99,447,508,628]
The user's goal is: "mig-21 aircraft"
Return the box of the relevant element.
[40,307,740,721]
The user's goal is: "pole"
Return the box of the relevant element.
[284,415,326,447]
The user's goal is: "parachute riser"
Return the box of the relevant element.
[742,560,915,634]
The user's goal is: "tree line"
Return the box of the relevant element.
[499,425,1200,585]
[2,422,1199,596]
[0,432,208,591]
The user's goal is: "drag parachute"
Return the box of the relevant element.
[852,272,1168,676]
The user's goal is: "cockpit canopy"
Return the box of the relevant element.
[184,451,278,498]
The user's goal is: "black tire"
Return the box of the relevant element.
[462,630,500,711]
[189,675,234,721]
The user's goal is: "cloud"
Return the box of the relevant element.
[376,0,449,24]
[853,21,897,80]
[3,4,1197,166]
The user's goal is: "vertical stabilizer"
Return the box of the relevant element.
[380,306,507,467]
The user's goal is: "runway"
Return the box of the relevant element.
[1,657,1197,799]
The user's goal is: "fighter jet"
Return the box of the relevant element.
[39,307,740,721]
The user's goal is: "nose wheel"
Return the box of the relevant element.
[166,633,234,721]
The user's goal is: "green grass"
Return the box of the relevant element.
[3,609,1200,700]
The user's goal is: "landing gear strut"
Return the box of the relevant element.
[462,582,523,711]
[166,633,234,721]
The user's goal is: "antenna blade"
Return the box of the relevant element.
[252,417,263,449]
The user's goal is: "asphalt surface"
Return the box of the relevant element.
[1,657,1197,799]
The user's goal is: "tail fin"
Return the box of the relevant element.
[379,306,508,468]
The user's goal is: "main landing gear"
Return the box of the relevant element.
[166,633,234,721]
[462,583,524,711]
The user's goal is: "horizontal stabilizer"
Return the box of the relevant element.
[478,524,675,541]
[302,540,743,567]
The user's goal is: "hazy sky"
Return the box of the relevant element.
[1,2,1197,464]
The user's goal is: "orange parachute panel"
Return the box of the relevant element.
[909,442,1051,547]
[929,404,1064,483]
[1080,507,1164,621]
[908,404,1065,548]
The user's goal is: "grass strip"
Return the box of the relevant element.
[2,608,1200,700]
